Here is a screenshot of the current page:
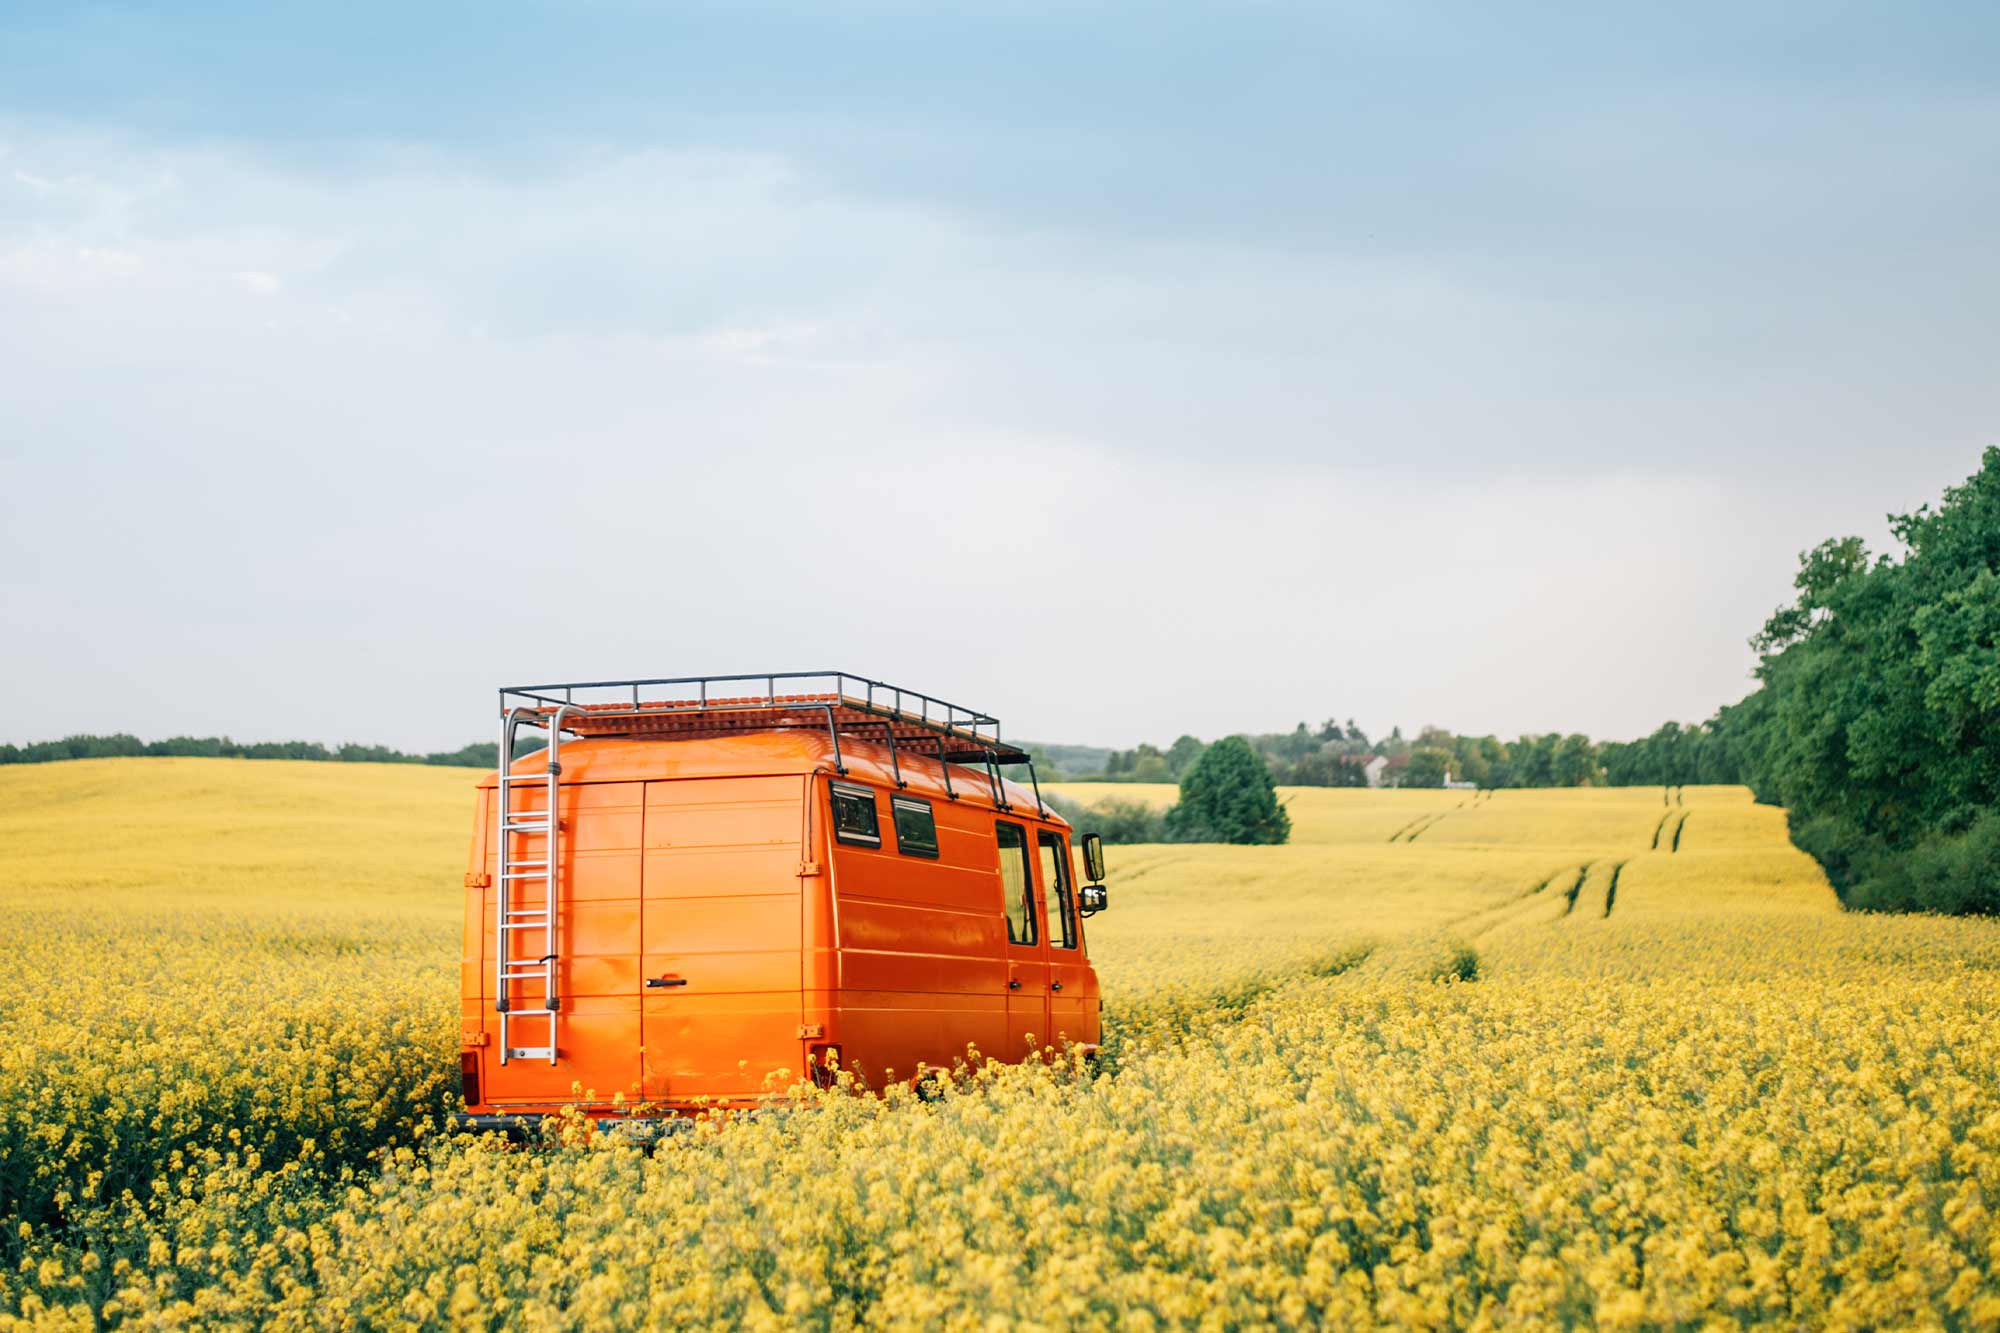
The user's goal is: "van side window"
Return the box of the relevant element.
[830,783,881,847]
[891,796,939,858]
[1038,830,1077,949]
[995,821,1036,946]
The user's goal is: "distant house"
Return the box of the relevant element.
[1378,754,1409,788]
[1329,753,1391,787]
[1443,769,1478,791]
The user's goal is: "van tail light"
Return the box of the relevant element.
[808,1045,841,1089]
[459,1052,483,1109]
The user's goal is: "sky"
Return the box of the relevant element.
[2,2,1996,751]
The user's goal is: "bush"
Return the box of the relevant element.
[1432,942,1481,983]
[1164,736,1291,845]
[1801,807,2000,916]
[1041,793,1173,844]
[1789,813,1870,895]
[1843,812,2000,916]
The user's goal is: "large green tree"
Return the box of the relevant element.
[1164,736,1291,844]
[1730,448,2000,911]
[1752,453,2000,844]
[1402,747,1451,788]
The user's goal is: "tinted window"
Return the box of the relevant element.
[892,796,939,857]
[995,821,1036,945]
[830,783,880,846]
[1038,830,1077,949]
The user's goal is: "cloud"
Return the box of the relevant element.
[0,122,1986,749]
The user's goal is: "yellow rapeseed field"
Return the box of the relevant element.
[6,763,2000,1329]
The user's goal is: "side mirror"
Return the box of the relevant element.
[1080,884,1108,916]
[1081,832,1105,884]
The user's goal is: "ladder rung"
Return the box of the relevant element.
[501,820,550,830]
[500,908,549,919]
[505,1047,554,1060]
[499,922,548,931]
[505,859,548,868]
[499,871,549,882]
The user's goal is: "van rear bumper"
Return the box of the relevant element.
[456,1112,694,1142]
[456,1112,545,1138]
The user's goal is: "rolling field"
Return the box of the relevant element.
[6,763,2000,1328]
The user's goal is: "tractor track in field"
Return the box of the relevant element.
[1561,862,1592,915]
[1460,863,1580,940]
[1652,809,1692,853]
[1403,812,1449,843]
[1602,860,1628,917]
[1389,811,1450,843]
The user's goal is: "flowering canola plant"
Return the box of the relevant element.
[5,765,2000,1329]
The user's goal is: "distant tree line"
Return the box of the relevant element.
[0,734,521,768]
[1075,722,1657,790]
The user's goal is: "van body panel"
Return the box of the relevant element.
[833,990,1009,1080]
[489,1000,641,1106]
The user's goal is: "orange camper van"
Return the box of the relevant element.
[458,672,1109,1132]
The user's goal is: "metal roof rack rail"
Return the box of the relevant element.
[496,672,1030,782]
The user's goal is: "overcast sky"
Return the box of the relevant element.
[2,2,1996,751]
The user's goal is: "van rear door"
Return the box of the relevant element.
[481,780,645,1108]
[640,776,805,1103]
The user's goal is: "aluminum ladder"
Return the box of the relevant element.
[494,706,573,1064]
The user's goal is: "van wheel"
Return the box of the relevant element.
[913,1071,945,1103]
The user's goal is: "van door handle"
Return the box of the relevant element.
[1050,981,1063,991]
[647,977,688,988]
[1008,979,1021,989]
